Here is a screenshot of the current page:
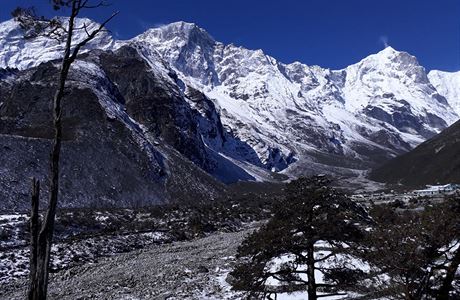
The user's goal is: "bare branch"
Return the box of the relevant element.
[68,10,118,62]
[83,23,90,37]
[314,251,337,263]
[79,0,90,9]
[82,0,111,9]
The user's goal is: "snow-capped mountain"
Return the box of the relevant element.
[132,21,458,175]
[0,18,116,70]
[0,42,232,210]
[428,70,460,116]
[340,47,457,136]
[0,17,459,199]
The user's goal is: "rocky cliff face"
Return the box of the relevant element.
[0,18,459,209]
[135,22,458,175]
[0,46,227,210]
[428,70,460,116]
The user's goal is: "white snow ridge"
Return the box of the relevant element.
[0,18,458,179]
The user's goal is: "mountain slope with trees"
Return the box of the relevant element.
[370,119,460,187]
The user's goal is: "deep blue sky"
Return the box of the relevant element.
[1,0,459,71]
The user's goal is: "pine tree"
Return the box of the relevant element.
[230,175,370,299]
[345,198,460,299]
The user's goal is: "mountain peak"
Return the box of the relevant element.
[157,21,199,32]
[373,46,419,66]
[141,21,215,45]
[379,45,398,54]
[0,17,114,70]
[341,46,422,76]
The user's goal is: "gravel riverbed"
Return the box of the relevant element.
[0,224,259,300]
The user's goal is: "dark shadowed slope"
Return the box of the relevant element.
[0,47,228,211]
[370,119,460,187]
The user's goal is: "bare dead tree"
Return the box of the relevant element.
[28,178,40,300]
[13,1,118,299]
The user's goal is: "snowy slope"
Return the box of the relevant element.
[131,22,459,175]
[428,70,460,115]
[0,17,116,70]
[1,18,459,180]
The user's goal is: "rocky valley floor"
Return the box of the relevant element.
[0,223,259,300]
[0,198,273,299]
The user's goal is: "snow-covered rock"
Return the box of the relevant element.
[0,17,116,70]
[0,18,459,181]
[428,70,460,115]
[131,22,459,175]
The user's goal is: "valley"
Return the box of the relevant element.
[1,8,460,299]
[1,18,460,211]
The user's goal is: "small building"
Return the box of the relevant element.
[412,184,460,197]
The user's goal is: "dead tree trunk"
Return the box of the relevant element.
[28,4,77,298]
[27,178,40,300]
[25,1,118,299]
